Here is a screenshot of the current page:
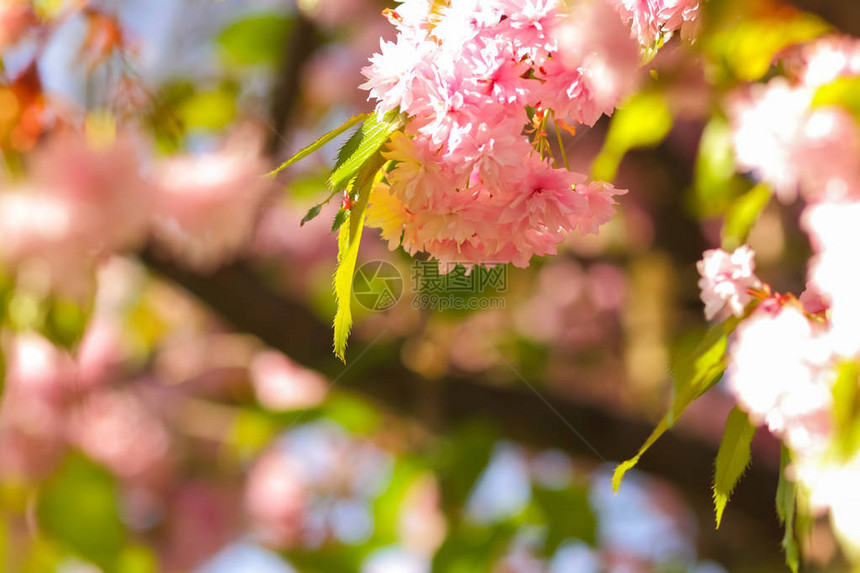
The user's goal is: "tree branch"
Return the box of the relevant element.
[140,248,784,568]
[786,0,860,36]
[266,12,319,155]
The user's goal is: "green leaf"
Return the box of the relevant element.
[300,203,324,226]
[532,484,596,555]
[20,535,64,573]
[434,422,497,512]
[776,445,800,573]
[0,518,6,571]
[333,122,365,173]
[721,184,772,251]
[591,91,673,182]
[329,110,406,192]
[323,393,382,434]
[118,544,157,573]
[432,521,519,573]
[813,76,860,124]
[691,115,750,217]
[333,218,357,362]
[287,546,369,573]
[332,152,386,361]
[44,297,90,351]
[227,408,282,463]
[38,453,124,570]
[216,13,293,66]
[668,316,738,424]
[713,406,756,528]
[372,458,424,544]
[611,415,673,492]
[331,207,349,233]
[0,346,6,401]
[176,85,238,131]
[702,1,829,82]
[290,173,330,199]
[613,318,737,491]
[831,360,860,459]
[7,291,47,332]
[268,113,369,178]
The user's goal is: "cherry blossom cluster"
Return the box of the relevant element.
[699,240,853,536]
[698,35,860,547]
[359,0,688,269]
[729,36,860,204]
[0,128,274,299]
[699,247,825,462]
[700,246,832,456]
[246,422,394,549]
[610,0,701,46]
[0,0,35,49]
[0,321,171,483]
[696,245,761,322]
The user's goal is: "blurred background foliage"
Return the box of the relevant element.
[0,0,857,571]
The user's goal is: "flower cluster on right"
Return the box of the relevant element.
[699,36,860,553]
[360,0,698,269]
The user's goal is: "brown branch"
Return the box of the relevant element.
[133,12,814,564]
[266,12,319,155]
[140,248,785,569]
[786,0,860,36]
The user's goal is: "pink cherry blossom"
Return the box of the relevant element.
[360,0,642,268]
[0,132,153,297]
[543,0,642,126]
[0,190,97,298]
[382,0,437,36]
[803,200,860,358]
[794,107,860,202]
[430,0,506,47]
[4,332,77,405]
[0,334,75,478]
[498,157,588,238]
[464,119,535,189]
[69,390,172,485]
[249,350,328,411]
[0,191,76,263]
[76,318,126,390]
[796,36,860,89]
[574,182,628,235]
[245,449,307,548]
[727,304,834,457]
[728,37,860,204]
[493,0,562,62]
[0,0,35,49]
[696,246,762,321]
[152,135,276,272]
[381,131,462,210]
[730,90,860,203]
[360,34,437,116]
[31,131,152,252]
[245,424,392,549]
[728,79,812,202]
[794,453,860,556]
[611,0,700,46]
